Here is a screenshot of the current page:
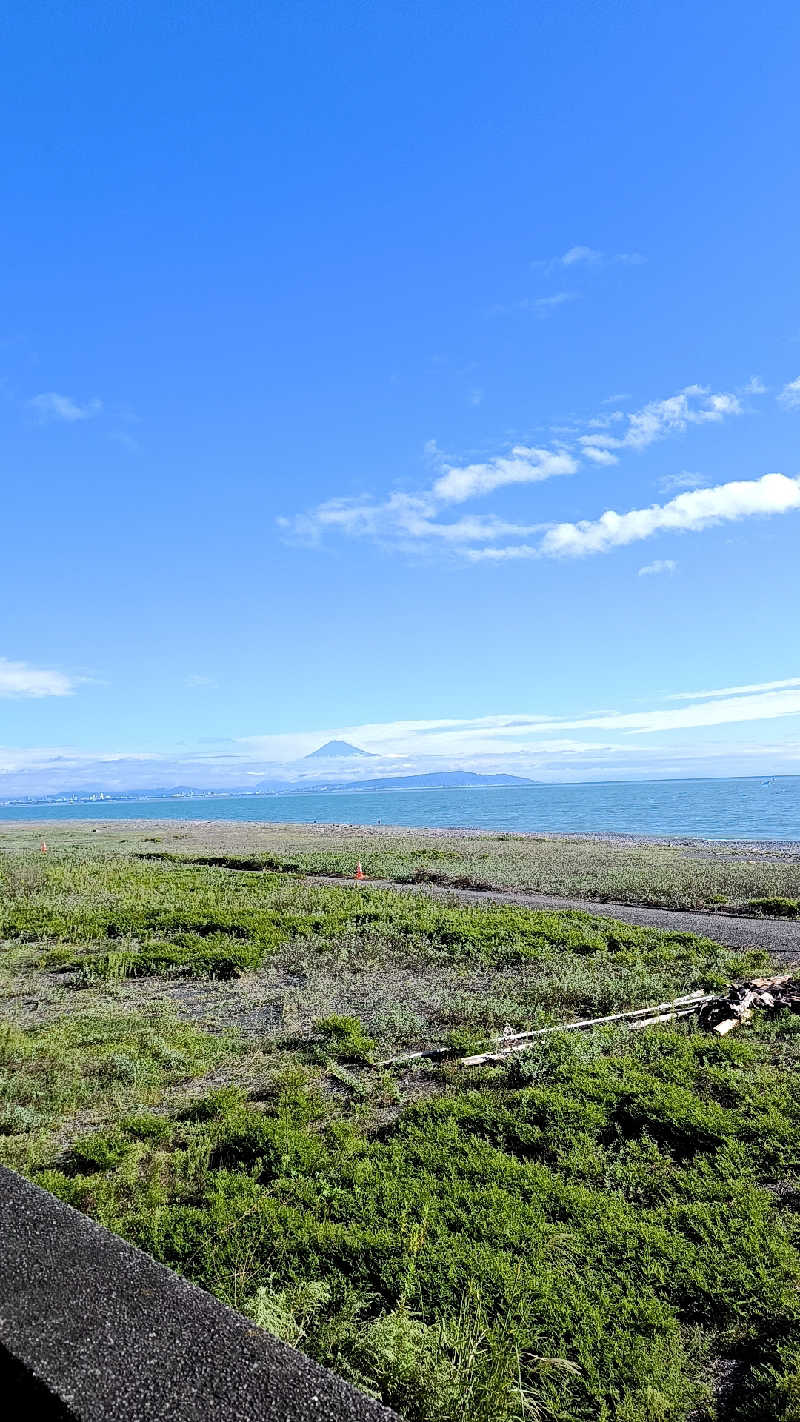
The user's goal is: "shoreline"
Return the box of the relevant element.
[1,817,798,858]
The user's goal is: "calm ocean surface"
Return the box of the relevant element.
[1,776,799,841]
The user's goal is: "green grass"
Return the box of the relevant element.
[0,849,765,1022]
[136,831,800,910]
[2,819,799,910]
[0,1007,234,1167]
[2,843,800,1420]
[21,1023,800,1422]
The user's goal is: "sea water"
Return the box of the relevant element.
[1,776,798,841]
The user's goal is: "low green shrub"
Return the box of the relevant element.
[744,896,800,919]
[314,1015,376,1064]
[121,1112,171,1141]
[4,844,800,1419]
[67,1130,130,1173]
[0,1103,42,1135]
[26,1014,800,1422]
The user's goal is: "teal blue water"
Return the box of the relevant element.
[1,777,798,841]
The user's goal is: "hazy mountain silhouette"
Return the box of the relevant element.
[304,740,374,758]
[315,770,537,791]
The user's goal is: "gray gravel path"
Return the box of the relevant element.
[315,875,800,962]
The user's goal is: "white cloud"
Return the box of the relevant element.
[638,559,676,576]
[541,473,800,558]
[282,493,546,548]
[186,675,217,688]
[5,676,800,794]
[465,542,539,561]
[468,473,800,561]
[537,246,645,272]
[579,384,742,460]
[582,445,619,466]
[431,447,577,504]
[778,376,800,409]
[29,392,102,423]
[488,294,578,316]
[585,411,625,428]
[238,683,800,758]
[534,291,579,314]
[666,677,800,701]
[0,658,75,698]
[659,471,708,493]
[282,376,768,558]
[560,245,601,266]
[548,688,800,736]
[743,376,767,395]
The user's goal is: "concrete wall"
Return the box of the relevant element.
[0,1165,400,1421]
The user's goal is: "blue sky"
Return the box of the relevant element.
[3,0,800,794]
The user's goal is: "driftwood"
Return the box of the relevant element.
[379,974,800,1072]
[458,994,711,1067]
[377,995,710,1068]
[697,974,800,1036]
[482,992,709,1044]
[461,973,799,1064]
[380,1001,713,1069]
[377,1044,455,1068]
[627,1007,698,1031]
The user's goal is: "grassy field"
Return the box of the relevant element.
[2,838,800,1420]
[2,818,799,911]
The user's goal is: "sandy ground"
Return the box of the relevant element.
[1,817,799,856]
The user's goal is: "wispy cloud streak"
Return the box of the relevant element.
[0,658,76,698]
[534,245,646,273]
[778,376,800,409]
[29,392,102,423]
[468,474,800,561]
[666,677,800,701]
[579,386,742,464]
[283,377,753,556]
[638,559,676,576]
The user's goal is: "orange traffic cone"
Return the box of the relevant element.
[355,860,365,881]
[40,840,47,853]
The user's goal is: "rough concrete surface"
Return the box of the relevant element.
[0,1166,399,1422]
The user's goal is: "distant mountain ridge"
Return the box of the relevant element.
[304,740,373,758]
[2,769,539,806]
[312,770,537,792]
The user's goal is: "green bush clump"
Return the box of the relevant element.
[744,896,800,919]
[121,1112,171,1141]
[67,1130,130,1173]
[0,1103,42,1135]
[443,1026,488,1056]
[314,1015,376,1064]
[3,842,800,1418]
[29,1014,800,1422]
[0,1010,230,1141]
[77,939,263,982]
